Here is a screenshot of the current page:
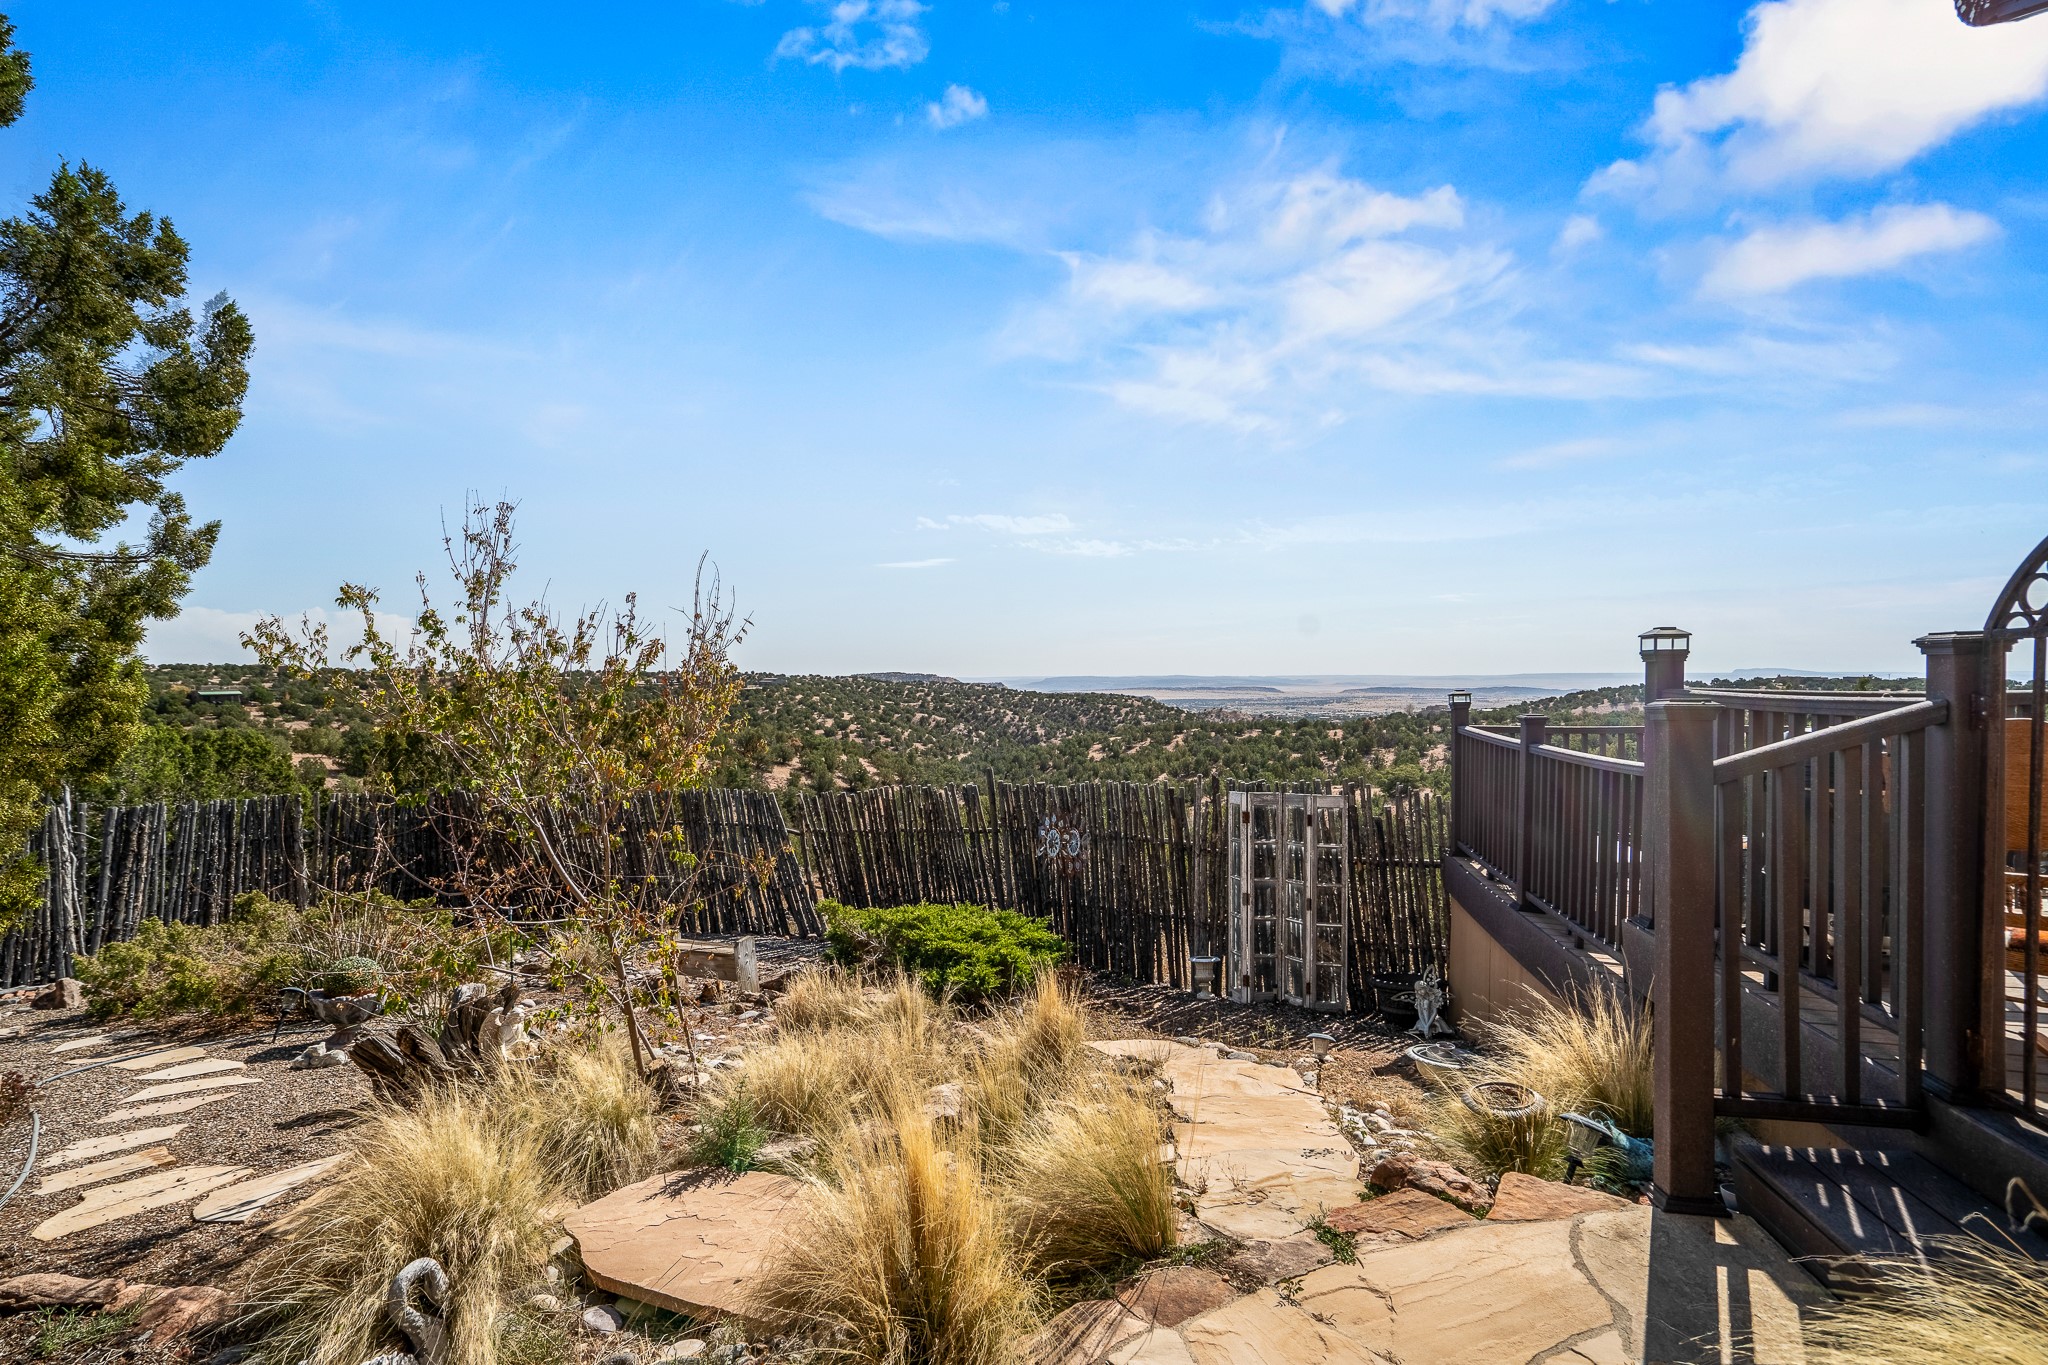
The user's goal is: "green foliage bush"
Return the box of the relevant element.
[821,900,1067,1003]
[73,891,516,1022]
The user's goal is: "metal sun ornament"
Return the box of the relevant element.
[1035,814,1087,874]
[1955,0,2048,25]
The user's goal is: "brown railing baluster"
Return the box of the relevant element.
[1834,749,1862,1106]
[1899,728,1926,1110]
[1774,761,1805,1099]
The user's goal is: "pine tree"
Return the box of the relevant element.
[0,13,252,924]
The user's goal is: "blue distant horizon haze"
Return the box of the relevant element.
[11,1,2047,679]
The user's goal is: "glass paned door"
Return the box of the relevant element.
[1228,791,1349,1011]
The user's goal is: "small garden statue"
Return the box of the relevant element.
[1408,965,1454,1039]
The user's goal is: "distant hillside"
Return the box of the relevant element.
[102,666,1922,807]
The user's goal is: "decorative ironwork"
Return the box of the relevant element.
[1987,532,2048,637]
[1956,0,2048,27]
[1034,814,1086,872]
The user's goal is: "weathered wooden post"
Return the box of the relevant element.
[1648,699,1725,1215]
[1916,630,1991,1099]
[1515,713,1548,910]
[1637,627,1692,931]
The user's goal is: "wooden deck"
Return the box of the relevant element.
[1733,1141,2047,1289]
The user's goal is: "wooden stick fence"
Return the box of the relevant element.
[3,781,1448,1002]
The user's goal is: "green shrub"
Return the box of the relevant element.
[821,900,1066,1003]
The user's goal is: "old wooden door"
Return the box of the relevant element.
[1227,791,1350,1011]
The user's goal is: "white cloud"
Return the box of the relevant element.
[945,513,1075,535]
[776,0,929,72]
[144,604,415,664]
[1595,0,2048,200]
[1495,436,1626,471]
[1554,214,1602,254]
[926,84,988,130]
[1701,203,1999,296]
[1310,0,1559,29]
[1002,167,1543,428]
[877,557,955,569]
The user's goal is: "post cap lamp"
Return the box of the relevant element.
[1637,626,1691,660]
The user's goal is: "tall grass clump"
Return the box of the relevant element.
[1806,1239,2048,1365]
[775,965,876,1034]
[500,1033,662,1200]
[997,1077,1176,1277]
[1485,984,1653,1136]
[964,974,1092,1150]
[1428,1082,1568,1183]
[241,1089,562,1365]
[749,1098,1038,1365]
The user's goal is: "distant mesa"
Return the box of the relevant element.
[852,671,960,685]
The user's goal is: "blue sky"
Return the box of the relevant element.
[12,1,2048,677]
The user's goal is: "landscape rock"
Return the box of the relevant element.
[594,1353,642,1365]
[1484,1171,1630,1223]
[1179,1287,1391,1364]
[32,977,84,1010]
[1219,1237,1335,1284]
[130,1285,232,1340]
[1221,1049,1257,1062]
[582,1304,625,1333]
[526,1293,563,1312]
[291,1041,353,1069]
[1116,1266,1237,1327]
[1106,1326,1199,1365]
[653,1342,707,1362]
[1322,1189,1476,1241]
[924,1081,965,1123]
[1020,1299,1150,1365]
[1365,1152,1489,1213]
[0,1272,128,1308]
[565,1170,804,1321]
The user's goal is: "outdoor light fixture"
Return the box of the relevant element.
[1956,0,2048,25]
[1306,1032,1335,1062]
[1637,626,1691,659]
[1190,955,1221,996]
[1447,690,1472,707]
[1562,1112,1609,1184]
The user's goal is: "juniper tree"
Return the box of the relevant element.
[0,13,253,923]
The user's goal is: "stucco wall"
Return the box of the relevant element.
[1447,892,1563,1028]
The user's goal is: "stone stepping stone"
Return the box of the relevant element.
[191,1155,349,1223]
[565,1170,805,1318]
[122,1075,263,1106]
[38,1147,176,1195]
[87,1045,207,1071]
[44,1125,189,1167]
[48,1035,111,1054]
[32,1165,250,1241]
[97,1092,236,1125]
[135,1058,244,1083]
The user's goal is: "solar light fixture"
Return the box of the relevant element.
[1447,689,1472,706]
[1637,626,1691,659]
[1956,0,2048,24]
[1190,955,1221,996]
[1306,1032,1335,1062]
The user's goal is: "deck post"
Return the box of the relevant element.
[1648,699,1726,1216]
[1448,692,1472,857]
[1916,631,1992,1100]
[1516,713,1548,911]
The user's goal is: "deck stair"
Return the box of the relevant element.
[1733,1140,2048,1288]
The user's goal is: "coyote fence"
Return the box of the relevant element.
[4,780,1448,1003]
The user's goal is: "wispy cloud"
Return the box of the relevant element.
[877,556,954,569]
[926,84,988,130]
[1495,436,1627,471]
[1310,0,1560,28]
[1700,203,1999,297]
[775,0,929,72]
[1591,0,2048,204]
[925,512,1076,535]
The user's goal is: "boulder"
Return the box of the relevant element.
[1484,1172,1630,1223]
[1366,1152,1489,1213]
[1020,1299,1149,1365]
[0,1272,126,1309]
[1220,1237,1335,1284]
[32,977,83,1010]
[1322,1190,1475,1241]
[582,1304,625,1333]
[129,1285,231,1340]
[564,1170,804,1321]
[1116,1266,1237,1327]
[924,1082,965,1123]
